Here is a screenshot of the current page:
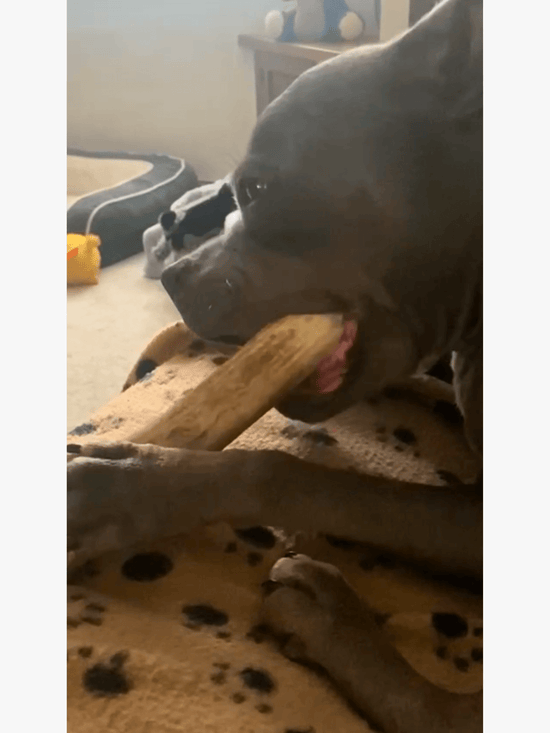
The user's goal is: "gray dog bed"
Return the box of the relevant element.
[67,149,198,267]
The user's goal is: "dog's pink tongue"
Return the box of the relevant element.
[315,320,357,394]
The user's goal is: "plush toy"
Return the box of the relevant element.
[142,179,235,279]
[265,0,378,43]
[67,233,101,285]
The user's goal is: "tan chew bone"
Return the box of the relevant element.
[128,313,344,451]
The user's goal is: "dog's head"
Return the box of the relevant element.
[162,0,482,422]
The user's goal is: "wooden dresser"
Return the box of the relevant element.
[238,2,439,118]
[237,35,371,118]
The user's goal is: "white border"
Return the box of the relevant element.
[3,0,550,729]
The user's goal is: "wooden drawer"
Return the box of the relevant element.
[239,35,364,117]
[254,50,316,116]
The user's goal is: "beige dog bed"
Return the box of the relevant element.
[68,322,482,733]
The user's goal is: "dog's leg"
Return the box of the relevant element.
[68,442,481,580]
[68,444,482,730]
[382,373,458,409]
[262,554,482,733]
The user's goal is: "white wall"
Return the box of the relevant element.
[68,1,409,181]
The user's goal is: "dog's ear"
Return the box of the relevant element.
[399,0,482,117]
[159,210,177,233]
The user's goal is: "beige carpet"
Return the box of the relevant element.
[67,252,179,430]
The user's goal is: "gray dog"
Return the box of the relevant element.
[68,0,482,729]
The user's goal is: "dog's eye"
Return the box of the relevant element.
[237,177,268,207]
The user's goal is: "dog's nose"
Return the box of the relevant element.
[161,258,240,338]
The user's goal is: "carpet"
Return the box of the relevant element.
[67,253,180,430]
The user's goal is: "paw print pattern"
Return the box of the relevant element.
[121,552,174,582]
[182,604,229,630]
[82,651,131,697]
[431,613,483,671]
[67,595,107,629]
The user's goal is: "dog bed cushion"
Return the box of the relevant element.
[67,150,198,268]
[67,322,482,733]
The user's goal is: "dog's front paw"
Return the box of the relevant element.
[68,457,144,568]
[67,442,179,568]
[261,554,365,664]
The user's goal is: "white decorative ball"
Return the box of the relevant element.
[339,12,364,41]
[265,10,285,40]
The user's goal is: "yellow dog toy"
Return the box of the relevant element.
[67,233,101,285]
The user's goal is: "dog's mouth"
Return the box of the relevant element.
[211,316,365,422]
[294,318,359,395]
